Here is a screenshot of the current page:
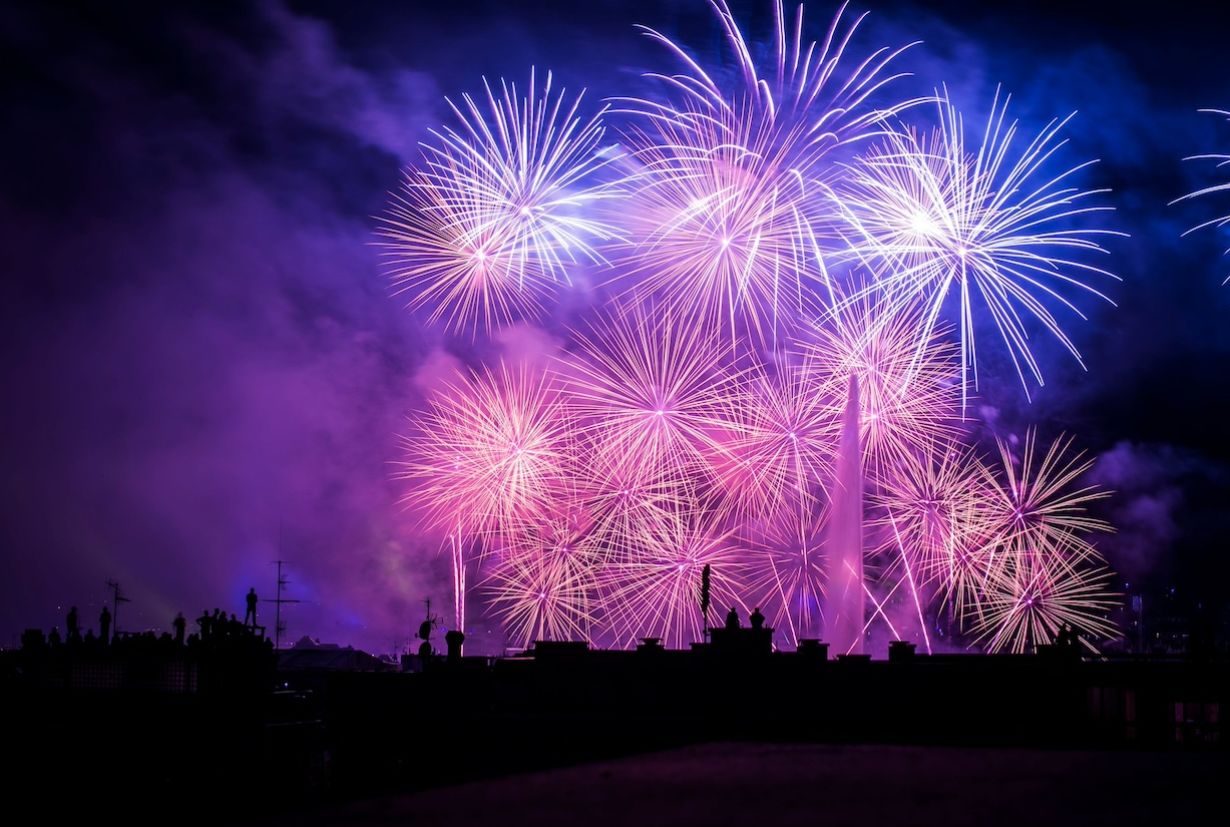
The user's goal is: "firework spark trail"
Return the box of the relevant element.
[1171,109,1230,283]
[835,88,1123,404]
[378,69,621,335]
[397,362,572,538]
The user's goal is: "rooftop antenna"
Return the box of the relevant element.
[264,560,301,650]
[105,579,131,635]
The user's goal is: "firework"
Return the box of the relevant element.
[609,1,919,345]
[836,88,1122,403]
[874,440,993,585]
[960,430,1117,651]
[981,429,1111,565]
[802,297,961,479]
[397,362,572,537]
[380,3,1126,655]
[378,69,620,335]
[973,547,1119,654]
[597,507,748,649]
[485,538,599,649]
[1172,109,1230,283]
[562,304,737,482]
[574,450,694,562]
[704,355,836,522]
[743,508,828,647]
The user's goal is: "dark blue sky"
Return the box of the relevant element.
[1,0,1227,651]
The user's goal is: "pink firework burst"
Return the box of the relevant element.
[973,545,1119,654]
[397,361,572,538]
[743,507,829,647]
[704,355,836,523]
[981,429,1112,566]
[484,537,600,649]
[562,304,738,484]
[802,297,962,481]
[873,440,994,587]
[596,507,749,649]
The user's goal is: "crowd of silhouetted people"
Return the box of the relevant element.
[17,589,273,663]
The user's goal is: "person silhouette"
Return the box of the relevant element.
[67,606,80,641]
[244,588,258,627]
[173,612,186,646]
[99,606,112,645]
[48,627,62,648]
[725,606,740,631]
[197,609,211,641]
[750,606,765,630]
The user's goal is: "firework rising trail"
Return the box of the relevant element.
[397,362,572,538]
[1171,109,1230,283]
[610,1,921,347]
[378,69,621,336]
[835,88,1123,404]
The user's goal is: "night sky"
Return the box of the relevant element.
[2,0,1228,653]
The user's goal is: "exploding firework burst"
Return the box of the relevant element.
[397,362,572,537]
[981,429,1111,565]
[744,508,828,647]
[378,69,620,335]
[597,507,748,649]
[1172,109,1230,283]
[973,548,1119,654]
[836,88,1122,403]
[562,305,737,482]
[609,1,919,345]
[574,450,694,562]
[802,297,961,479]
[874,440,993,585]
[704,355,835,522]
[485,537,599,649]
